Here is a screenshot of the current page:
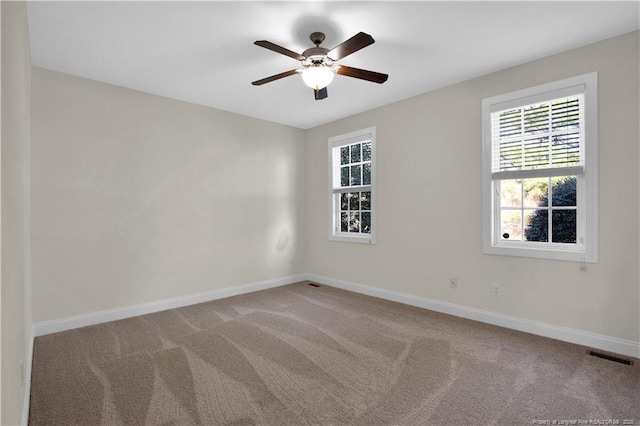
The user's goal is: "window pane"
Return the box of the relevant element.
[360,191,371,211]
[551,176,576,207]
[350,165,361,185]
[500,179,522,208]
[340,193,348,211]
[552,210,576,243]
[363,163,371,185]
[493,95,583,175]
[498,108,522,138]
[340,146,350,165]
[524,103,549,134]
[523,178,548,208]
[361,212,371,233]
[349,212,360,232]
[349,192,359,210]
[341,166,349,187]
[524,209,548,242]
[500,210,522,241]
[362,141,371,161]
[552,132,580,167]
[341,212,348,232]
[523,136,550,169]
[499,139,522,171]
[551,97,580,131]
[351,144,361,163]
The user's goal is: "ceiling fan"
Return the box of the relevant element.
[251,31,388,100]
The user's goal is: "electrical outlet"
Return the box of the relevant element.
[449,277,458,289]
[492,283,501,297]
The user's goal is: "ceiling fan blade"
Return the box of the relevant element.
[327,32,375,61]
[252,69,300,86]
[254,40,306,61]
[314,87,328,100]
[336,66,388,84]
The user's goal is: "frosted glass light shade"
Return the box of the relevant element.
[301,65,334,90]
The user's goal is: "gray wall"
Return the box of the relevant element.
[31,68,306,322]
[1,1,33,424]
[304,32,639,344]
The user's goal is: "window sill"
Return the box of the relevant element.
[483,243,596,263]
[330,234,376,244]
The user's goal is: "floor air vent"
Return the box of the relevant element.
[587,350,633,366]
[307,283,321,288]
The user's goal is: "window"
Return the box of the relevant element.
[482,73,597,262]
[328,127,376,244]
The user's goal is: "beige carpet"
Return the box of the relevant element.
[29,281,639,425]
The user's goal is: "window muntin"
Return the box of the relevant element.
[482,73,597,262]
[329,128,376,244]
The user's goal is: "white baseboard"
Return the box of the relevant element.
[22,324,35,425]
[23,270,639,423]
[305,273,640,359]
[34,274,306,337]
[31,271,640,359]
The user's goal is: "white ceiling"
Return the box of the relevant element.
[27,1,639,129]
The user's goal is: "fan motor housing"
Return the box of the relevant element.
[302,47,329,59]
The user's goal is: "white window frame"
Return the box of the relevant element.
[328,127,376,244]
[482,73,598,263]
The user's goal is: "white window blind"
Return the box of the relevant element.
[482,72,598,263]
[490,88,585,181]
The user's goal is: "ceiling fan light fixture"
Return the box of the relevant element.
[301,65,334,90]
[252,31,388,100]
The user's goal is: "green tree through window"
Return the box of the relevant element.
[525,177,577,243]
